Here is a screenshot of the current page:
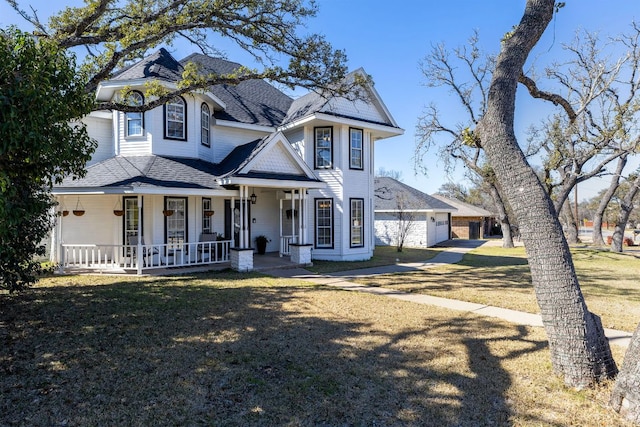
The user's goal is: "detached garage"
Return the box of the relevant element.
[430,194,495,239]
[374,177,457,248]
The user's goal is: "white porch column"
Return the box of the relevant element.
[302,189,308,245]
[298,187,304,245]
[244,187,249,248]
[291,189,295,243]
[279,198,283,257]
[231,196,236,247]
[136,194,143,275]
[239,186,244,248]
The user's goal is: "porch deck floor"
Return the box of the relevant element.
[62,252,300,276]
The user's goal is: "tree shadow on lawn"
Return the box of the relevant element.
[1,273,548,426]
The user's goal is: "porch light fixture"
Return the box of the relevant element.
[431,216,436,222]
[250,192,257,204]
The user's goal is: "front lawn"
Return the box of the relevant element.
[0,271,633,426]
[307,245,441,274]
[352,244,640,332]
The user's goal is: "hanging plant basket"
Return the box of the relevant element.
[204,210,215,217]
[113,199,124,216]
[60,210,69,217]
[73,197,85,216]
[163,209,174,217]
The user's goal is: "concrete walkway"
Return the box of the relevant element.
[267,240,633,348]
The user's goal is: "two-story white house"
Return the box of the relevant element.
[51,48,403,273]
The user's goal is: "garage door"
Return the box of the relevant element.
[435,213,449,242]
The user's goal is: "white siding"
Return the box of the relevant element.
[374,212,429,248]
[251,143,302,174]
[58,195,122,245]
[84,115,114,166]
[212,126,267,163]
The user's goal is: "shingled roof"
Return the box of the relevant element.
[111,48,184,82]
[181,54,293,127]
[56,156,224,191]
[430,194,494,217]
[374,177,456,212]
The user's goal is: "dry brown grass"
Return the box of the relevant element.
[353,244,640,332]
[0,271,634,426]
[307,245,441,274]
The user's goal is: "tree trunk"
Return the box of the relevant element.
[611,323,640,423]
[593,155,627,246]
[561,200,580,245]
[611,174,640,252]
[477,0,617,388]
[488,183,514,248]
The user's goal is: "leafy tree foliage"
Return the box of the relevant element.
[8,0,353,111]
[0,28,95,292]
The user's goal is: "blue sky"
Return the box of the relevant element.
[2,0,639,199]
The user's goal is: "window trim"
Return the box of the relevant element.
[350,198,364,248]
[349,127,364,170]
[164,196,188,246]
[201,102,210,147]
[202,197,212,234]
[314,198,334,249]
[164,96,187,141]
[314,126,333,169]
[123,196,143,243]
[124,91,144,137]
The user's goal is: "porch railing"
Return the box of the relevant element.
[280,235,297,257]
[60,240,232,272]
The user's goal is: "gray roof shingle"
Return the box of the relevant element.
[181,54,293,127]
[374,177,456,211]
[430,194,494,217]
[56,156,223,190]
[112,48,184,82]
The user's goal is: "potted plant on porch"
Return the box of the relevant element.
[254,235,270,255]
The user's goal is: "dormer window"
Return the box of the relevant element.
[201,103,210,147]
[165,96,186,140]
[125,91,144,137]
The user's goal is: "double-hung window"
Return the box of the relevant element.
[125,91,144,137]
[350,128,363,170]
[314,127,333,169]
[315,198,333,248]
[165,97,186,140]
[202,198,212,233]
[201,103,210,147]
[165,197,187,247]
[350,198,364,247]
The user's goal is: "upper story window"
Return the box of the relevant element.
[201,103,210,147]
[314,127,333,169]
[125,91,144,137]
[165,96,186,140]
[350,128,363,170]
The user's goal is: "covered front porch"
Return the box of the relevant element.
[52,182,316,275]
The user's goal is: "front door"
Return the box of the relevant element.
[224,200,250,245]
